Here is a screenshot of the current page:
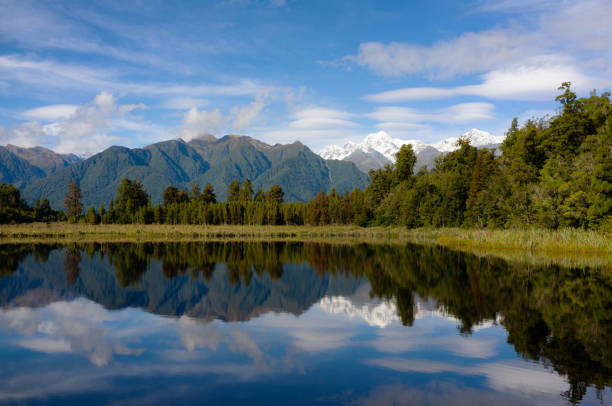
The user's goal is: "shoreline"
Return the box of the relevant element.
[0,223,609,268]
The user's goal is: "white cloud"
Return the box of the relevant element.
[232,93,268,132]
[542,0,612,52]
[375,122,430,132]
[346,29,538,78]
[248,105,363,150]
[21,105,79,121]
[180,107,227,141]
[118,103,149,114]
[0,91,151,154]
[161,97,210,110]
[366,103,495,124]
[0,55,112,90]
[288,106,358,130]
[365,61,607,102]
[0,55,269,99]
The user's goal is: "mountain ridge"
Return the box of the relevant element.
[18,134,368,209]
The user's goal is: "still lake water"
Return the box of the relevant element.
[0,242,610,405]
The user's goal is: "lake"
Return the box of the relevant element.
[0,242,610,405]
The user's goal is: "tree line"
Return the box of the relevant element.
[64,176,365,226]
[0,83,609,230]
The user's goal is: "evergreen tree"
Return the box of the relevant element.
[201,183,217,204]
[394,144,417,184]
[64,179,84,221]
[309,191,329,225]
[254,188,265,202]
[113,178,149,223]
[163,185,189,206]
[239,179,253,202]
[189,184,201,201]
[34,198,54,221]
[227,180,240,202]
[85,206,100,224]
[266,185,284,204]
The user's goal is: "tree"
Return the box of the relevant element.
[239,178,253,202]
[189,184,201,201]
[309,191,329,225]
[227,180,240,202]
[34,198,53,221]
[163,185,188,206]
[113,178,149,223]
[365,165,393,210]
[85,206,100,224]
[201,183,217,204]
[254,188,265,202]
[64,179,83,221]
[266,185,284,204]
[0,183,22,208]
[394,144,417,184]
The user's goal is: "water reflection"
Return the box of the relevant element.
[0,242,610,405]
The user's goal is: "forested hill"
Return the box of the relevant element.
[21,135,369,209]
[0,145,82,188]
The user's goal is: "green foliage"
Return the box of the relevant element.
[227,180,240,202]
[163,185,188,206]
[266,184,284,204]
[363,83,612,231]
[394,144,417,184]
[64,179,83,222]
[110,178,150,224]
[239,178,253,202]
[85,206,100,224]
[201,183,217,204]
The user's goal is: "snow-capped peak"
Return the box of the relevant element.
[433,128,505,153]
[320,129,504,162]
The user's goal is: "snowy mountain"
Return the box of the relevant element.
[431,128,505,153]
[319,129,504,172]
[320,131,429,162]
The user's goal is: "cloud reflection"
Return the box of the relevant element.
[0,298,143,366]
[365,357,568,396]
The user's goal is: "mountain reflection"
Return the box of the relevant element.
[0,241,610,404]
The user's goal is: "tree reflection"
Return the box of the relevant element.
[63,246,82,286]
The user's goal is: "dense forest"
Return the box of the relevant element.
[0,84,610,230]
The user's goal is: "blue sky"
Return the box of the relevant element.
[0,0,610,155]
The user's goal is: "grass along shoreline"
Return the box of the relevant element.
[0,223,609,268]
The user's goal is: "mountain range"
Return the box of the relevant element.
[319,129,505,172]
[0,129,503,210]
[0,134,368,209]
